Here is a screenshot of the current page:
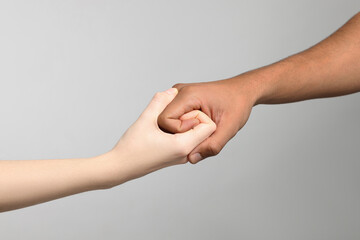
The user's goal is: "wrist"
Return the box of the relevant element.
[229,59,296,106]
[224,68,270,107]
[251,64,284,105]
[91,150,133,189]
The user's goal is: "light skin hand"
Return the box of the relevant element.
[109,88,216,182]
[158,12,360,164]
[0,88,216,212]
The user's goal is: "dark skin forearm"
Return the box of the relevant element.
[248,12,360,105]
[158,12,360,163]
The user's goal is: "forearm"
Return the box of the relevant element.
[0,153,126,212]
[236,12,360,105]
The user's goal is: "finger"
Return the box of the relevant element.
[142,88,178,119]
[172,83,187,90]
[178,110,201,129]
[157,88,202,134]
[175,110,216,152]
[187,120,237,164]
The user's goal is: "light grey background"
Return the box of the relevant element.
[0,0,359,239]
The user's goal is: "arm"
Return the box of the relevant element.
[254,11,360,104]
[158,12,360,163]
[0,88,216,212]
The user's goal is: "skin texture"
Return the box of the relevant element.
[0,88,216,212]
[158,12,360,164]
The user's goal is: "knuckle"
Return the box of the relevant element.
[207,141,222,156]
[157,113,174,133]
[174,122,185,133]
[173,84,196,95]
[180,86,201,103]
[157,111,166,122]
[181,85,194,93]
[157,117,166,130]
[172,83,184,89]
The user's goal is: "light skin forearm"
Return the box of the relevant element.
[238,12,360,105]
[0,153,126,212]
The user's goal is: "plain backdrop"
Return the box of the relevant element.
[0,1,359,239]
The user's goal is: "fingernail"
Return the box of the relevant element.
[189,153,202,163]
[165,88,178,95]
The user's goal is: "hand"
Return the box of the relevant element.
[108,88,216,182]
[0,88,215,212]
[158,77,258,164]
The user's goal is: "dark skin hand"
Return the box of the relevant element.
[158,12,360,164]
[158,78,257,163]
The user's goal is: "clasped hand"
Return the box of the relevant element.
[100,87,217,185]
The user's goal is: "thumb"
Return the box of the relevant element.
[175,110,216,152]
[187,120,237,164]
[142,88,178,120]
